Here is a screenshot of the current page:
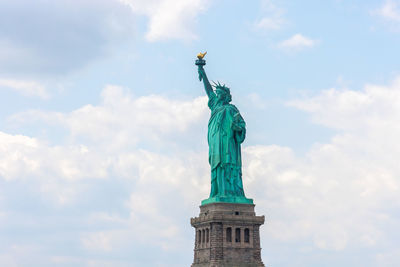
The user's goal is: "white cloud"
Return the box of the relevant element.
[81,232,113,252]
[0,1,135,75]
[0,86,210,265]
[249,76,400,254]
[11,85,208,148]
[0,131,108,183]
[254,0,287,31]
[279,33,318,49]
[119,0,211,41]
[288,77,400,131]
[0,132,40,180]
[255,17,286,31]
[2,85,210,205]
[0,78,48,99]
[376,0,400,22]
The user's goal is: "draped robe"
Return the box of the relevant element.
[207,93,246,197]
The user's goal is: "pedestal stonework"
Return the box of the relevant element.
[190,202,265,267]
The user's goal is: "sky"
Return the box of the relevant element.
[0,0,400,266]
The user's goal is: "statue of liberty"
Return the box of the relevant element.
[196,53,253,204]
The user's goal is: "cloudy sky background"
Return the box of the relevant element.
[1,0,400,266]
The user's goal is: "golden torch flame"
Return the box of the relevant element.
[197,51,207,60]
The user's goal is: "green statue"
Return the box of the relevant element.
[196,53,253,205]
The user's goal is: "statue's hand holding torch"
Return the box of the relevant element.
[195,52,207,81]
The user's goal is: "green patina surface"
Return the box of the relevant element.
[196,57,253,205]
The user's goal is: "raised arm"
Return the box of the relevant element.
[198,65,215,99]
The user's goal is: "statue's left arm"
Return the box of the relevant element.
[232,112,246,144]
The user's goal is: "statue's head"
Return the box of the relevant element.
[213,81,232,104]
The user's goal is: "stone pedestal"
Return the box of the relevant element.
[190,202,265,267]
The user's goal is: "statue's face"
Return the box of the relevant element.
[216,91,227,102]
[216,91,231,104]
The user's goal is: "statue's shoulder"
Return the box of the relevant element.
[208,93,217,109]
[227,104,240,113]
